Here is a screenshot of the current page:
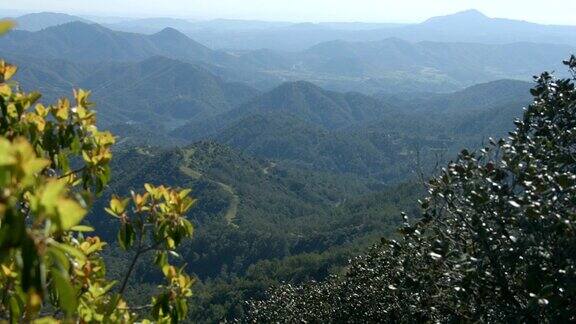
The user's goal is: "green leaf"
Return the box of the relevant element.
[155,251,168,268]
[51,269,78,316]
[50,240,86,261]
[118,223,135,250]
[70,225,94,232]
[57,153,71,174]
[47,246,70,271]
[109,197,128,214]
[104,293,121,318]
[8,295,23,321]
[39,180,67,217]
[178,189,192,199]
[176,298,188,320]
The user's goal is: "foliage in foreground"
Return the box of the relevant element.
[0,22,195,323]
[248,57,576,323]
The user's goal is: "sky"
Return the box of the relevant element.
[1,0,576,25]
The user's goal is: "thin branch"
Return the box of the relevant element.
[118,249,142,297]
[58,166,86,179]
[118,214,146,297]
[117,304,153,311]
[140,236,170,253]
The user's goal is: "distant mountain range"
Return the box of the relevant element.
[0,9,556,147]
[187,9,576,51]
[11,43,531,178]
[0,22,222,64]
[1,18,573,94]
[5,10,576,51]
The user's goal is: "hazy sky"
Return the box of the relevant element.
[2,0,576,25]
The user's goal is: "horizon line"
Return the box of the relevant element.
[1,8,575,27]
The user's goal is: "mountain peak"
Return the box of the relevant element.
[150,27,197,43]
[454,9,488,18]
[423,9,489,25]
[155,27,186,37]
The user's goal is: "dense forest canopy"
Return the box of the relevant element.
[248,57,576,322]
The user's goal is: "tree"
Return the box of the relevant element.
[248,56,576,323]
[0,21,195,323]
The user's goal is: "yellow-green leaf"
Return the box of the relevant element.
[56,199,86,230]
[0,20,15,35]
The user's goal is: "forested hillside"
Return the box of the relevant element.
[248,56,576,323]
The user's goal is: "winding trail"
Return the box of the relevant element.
[179,149,239,227]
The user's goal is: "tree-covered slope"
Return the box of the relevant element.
[92,141,387,278]
[82,56,260,127]
[172,80,401,139]
[173,79,531,183]
[247,56,576,324]
[235,81,400,129]
[93,142,422,322]
[214,113,418,180]
[8,54,260,128]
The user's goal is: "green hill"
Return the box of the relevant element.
[83,56,259,127]
[172,80,401,139]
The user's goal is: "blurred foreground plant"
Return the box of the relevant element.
[0,21,195,323]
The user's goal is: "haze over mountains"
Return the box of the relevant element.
[2,10,574,95]
[7,9,576,50]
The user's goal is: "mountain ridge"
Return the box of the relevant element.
[0,21,230,64]
[12,12,90,31]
